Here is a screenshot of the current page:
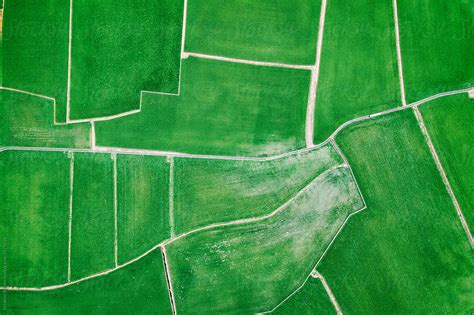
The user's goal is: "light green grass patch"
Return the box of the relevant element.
[0,150,69,287]
[174,143,342,234]
[398,0,473,102]
[96,57,311,156]
[272,276,336,315]
[116,154,170,264]
[2,0,69,122]
[3,250,172,314]
[419,94,474,229]
[313,0,400,143]
[185,0,321,64]
[167,167,364,314]
[69,0,182,120]
[318,110,474,314]
[70,153,114,280]
[0,89,90,148]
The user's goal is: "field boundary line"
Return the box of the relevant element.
[67,152,74,282]
[312,272,343,314]
[183,52,315,70]
[413,108,473,246]
[66,0,73,121]
[161,246,177,315]
[392,0,406,106]
[168,157,175,238]
[90,121,96,149]
[0,165,346,291]
[113,153,118,266]
[305,0,328,147]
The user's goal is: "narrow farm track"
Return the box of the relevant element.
[312,272,343,314]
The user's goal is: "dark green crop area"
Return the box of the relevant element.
[318,110,474,314]
[167,167,364,314]
[2,250,172,314]
[0,150,70,287]
[69,0,182,120]
[398,0,473,102]
[185,0,321,64]
[173,144,342,234]
[2,0,69,122]
[70,153,114,280]
[117,154,170,264]
[313,0,400,144]
[96,57,311,156]
[273,276,335,315]
[0,89,90,148]
[419,94,474,229]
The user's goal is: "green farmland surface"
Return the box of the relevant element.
[69,0,182,120]
[173,143,342,234]
[398,0,474,102]
[419,94,474,229]
[70,153,115,280]
[2,0,69,122]
[2,250,172,314]
[0,89,90,148]
[317,110,474,314]
[185,0,321,64]
[167,167,364,314]
[313,0,400,143]
[96,57,311,156]
[273,276,335,315]
[1,150,70,287]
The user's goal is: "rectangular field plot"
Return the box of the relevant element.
[0,150,70,287]
[173,143,342,234]
[167,167,364,314]
[313,0,400,143]
[116,154,170,264]
[0,89,90,148]
[317,110,474,314]
[273,276,336,315]
[2,0,70,122]
[419,94,474,228]
[398,0,473,102]
[69,0,183,120]
[70,153,114,280]
[3,250,172,314]
[96,57,311,156]
[185,0,321,64]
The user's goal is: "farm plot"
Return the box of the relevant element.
[116,154,171,264]
[166,166,364,314]
[313,0,400,143]
[69,0,183,120]
[2,250,172,314]
[96,57,311,156]
[0,150,70,287]
[185,0,321,64]
[0,89,90,148]
[2,0,70,122]
[272,276,336,315]
[173,143,342,234]
[317,110,474,314]
[398,0,474,102]
[419,94,474,229]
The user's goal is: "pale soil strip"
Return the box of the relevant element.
[183,52,315,70]
[1,165,346,291]
[392,0,407,106]
[67,152,75,282]
[312,272,343,314]
[468,88,474,98]
[305,0,328,147]
[161,246,177,315]
[168,157,175,238]
[413,107,473,246]
[178,0,188,96]
[90,121,96,149]
[66,0,73,121]
[113,153,119,266]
